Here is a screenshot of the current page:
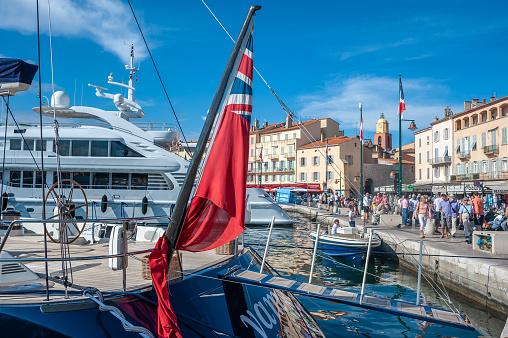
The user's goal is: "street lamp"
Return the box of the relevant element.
[398,118,417,196]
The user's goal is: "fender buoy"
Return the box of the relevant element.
[101,195,108,213]
[141,196,148,215]
[1,192,8,211]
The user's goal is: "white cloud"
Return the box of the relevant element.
[0,0,147,64]
[296,74,458,133]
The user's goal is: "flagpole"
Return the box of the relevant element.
[359,103,363,213]
[325,138,328,192]
[164,5,261,253]
[398,75,402,197]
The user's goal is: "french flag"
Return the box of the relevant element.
[399,75,406,118]
[176,28,254,252]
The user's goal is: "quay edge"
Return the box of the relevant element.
[282,203,508,322]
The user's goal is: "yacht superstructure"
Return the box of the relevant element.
[1,46,188,227]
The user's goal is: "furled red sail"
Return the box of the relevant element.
[176,30,253,252]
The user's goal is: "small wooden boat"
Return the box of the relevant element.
[309,227,382,258]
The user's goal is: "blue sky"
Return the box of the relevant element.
[1,0,508,144]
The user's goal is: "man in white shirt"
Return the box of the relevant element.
[362,192,371,221]
[434,193,442,228]
[408,194,418,227]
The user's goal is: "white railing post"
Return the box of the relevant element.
[309,223,321,283]
[360,230,374,304]
[416,239,423,305]
[259,216,276,273]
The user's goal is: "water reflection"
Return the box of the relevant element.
[244,221,502,337]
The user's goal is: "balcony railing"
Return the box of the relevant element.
[483,145,499,155]
[429,156,452,165]
[247,167,295,174]
[281,152,295,159]
[457,151,470,159]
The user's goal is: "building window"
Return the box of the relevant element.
[251,137,254,144]
[419,138,421,147]
[300,157,307,166]
[472,135,477,150]
[502,158,508,172]
[464,120,469,128]
[491,111,496,120]
[419,168,422,180]
[272,147,276,156]
[502,107,506,117]
[327,155,334,164]
[473,161,478,174]
[344,155,353,165]
[293,132,296,139]
[434,131,439,142]
[444,128,449,140]
[312,156,320,166]
[312,172,320,181]
[300,172,306,181]
[472,116,477,125]
[482,161,487,173]
[327,171,333,180]
[418,153,421,164]
[426,168,430,179]
[481,114,486,123]
[285,134,288,140]
[277,134,280,141]
[250,149,254,157]
[426,136,430,145]
[426,151,429,161]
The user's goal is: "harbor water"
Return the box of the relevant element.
[243,221,505,338]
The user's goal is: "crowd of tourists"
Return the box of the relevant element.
[362,192,508,239]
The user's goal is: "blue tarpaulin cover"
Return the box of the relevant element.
[0,58,38,84]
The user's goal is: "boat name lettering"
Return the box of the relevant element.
[240,291,285,337]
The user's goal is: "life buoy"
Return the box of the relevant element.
[141,196,148,215]
[101,195,108,213]
[1,192,8,211]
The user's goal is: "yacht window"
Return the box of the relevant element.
[22,171,34,188]
[23,139,35,151]
[72,140,89,156]
[10,171,21,187]
[91,141,109,157]
[55,140,70,156]
[112,173,129,189]
[73,172,90,188]
[111,141,142,157]
[92,172,109,188]
[131,173,148,190]
[36,140,47,151]
[53,172,72,187]
[10,139,21,150]
[35,171,47,188]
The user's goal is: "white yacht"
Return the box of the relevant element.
[1,46,188,227]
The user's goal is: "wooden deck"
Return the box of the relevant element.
[0,234,234,305]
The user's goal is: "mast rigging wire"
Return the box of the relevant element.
[201,0,361,197]
[126,0,193,159]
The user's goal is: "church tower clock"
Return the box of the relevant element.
[373,113,392,150]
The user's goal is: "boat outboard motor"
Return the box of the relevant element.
[141,196,148,215]
[101,195,108,213]
[1,193,8,211]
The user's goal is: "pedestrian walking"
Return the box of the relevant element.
[472,192,485,230]
[408,194,418,227]
[401,195,409,227]
[439,194,452,238]
[458,197,473,238]
[363,192,371,221]
[414,196,431,238]
[449,195,459,237]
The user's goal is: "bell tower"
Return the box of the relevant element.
[373,113,392,150]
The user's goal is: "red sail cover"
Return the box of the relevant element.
[149,236,183,338]
[177,31,254,252]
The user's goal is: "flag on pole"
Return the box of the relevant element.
[399,76,406,118]
[175,26,254,252]
[259,145,263,162]
[360,117,363,142]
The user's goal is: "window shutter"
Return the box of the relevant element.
[482,132,486,148]
[472,134,477,150]
[316,156,320,165]
[462,138,465,153]
[502,127,507,145]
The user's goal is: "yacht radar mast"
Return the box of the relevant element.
[88,44,144,120]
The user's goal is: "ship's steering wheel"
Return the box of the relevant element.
[43,179,89,244]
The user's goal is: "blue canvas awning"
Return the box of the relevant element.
[0,58,38,84]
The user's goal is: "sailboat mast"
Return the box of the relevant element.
[164,5,261,252]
